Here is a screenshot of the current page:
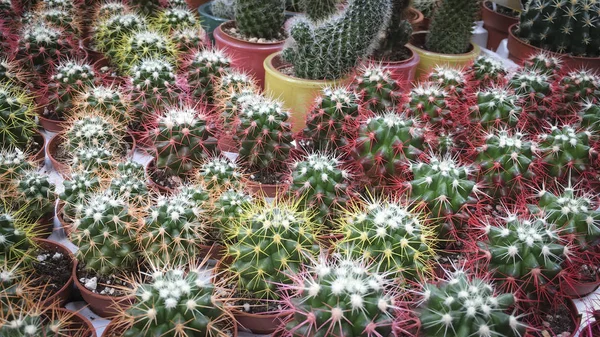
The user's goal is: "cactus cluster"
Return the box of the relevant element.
[0,85,36,150]
[469,87,523,129]
[17,22,78,74]
[353,64,401,113]
[94,13,147,61]
[235,0,285,40]
[59,171,103,221]
[468,55,508,87]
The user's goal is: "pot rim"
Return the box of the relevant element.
[198,1,228,23]
[407,31,481,58]
[49,308,98,337]
[482,0,520,20]
[263,52,344,87]
[216,21,287,46]
[33,238,75,306]
[72,259,135,303]
[231,307,288,318]
[369,46,419,66]
[407,7,424,23]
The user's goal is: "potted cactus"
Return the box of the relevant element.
[91,13,147,66]
[0,305,97,337]
[184,48,232,103]
[481,1,519,51]
[406,0,481,77]
[507,0,600,70]
[198,0,235,43]
[0,84,38,153]
[11,170,57,235]
[467,55,508,88]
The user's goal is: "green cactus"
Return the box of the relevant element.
[418,270,527,337]
[557,69,600,110]
[153,106,218,179]
[172,27,208,52]
[69,192,140,276]
[0,308,93,337]
[13,171,56,219]
[468,55,508,87]
[94,13,147,61]
[507,69,553,119]
[225,200,319,302]
[235,0,285,40]
[76,85,131,124]
[288,153,351,229]
[95,2,128,21]
[46,60,97,121]
[0,148,32,187]
[516,0,600,57]
[522,52,561,76]
[154,7,199,31]
[210,189,253,242]
[283,0,393,80]
[140,185,211,265]
[349,111,425,186]
[123,267,235,337]
[117,30,177,72]
[197,156,243,190]
[186,49,231,102]
[372,0,412,60]
[0,85,36,150]
[578,101,600,132]
[17,22,78,74]
[336,197,435,280]
[353,64,401,113]
[130,0,163,16]
[64,114,124,153]
[235,96,294,171]
[40,8,80,35]
[167,0,188,7]
[216,85,260,132]
[0,206,34,261]
[108,161,148,206]
[403,83,452,129]
[475,129,536,197]
[425,0,479,54]
[537,124,593,178]
[59,171,103,221]
[470,87,523,130]
[216,71,256,94]
[0,258,30,317]
[426,66,468,97]
[42,0,75,11]
[71,146,118,174]
[212,0,236,20]
[301,0,338,21]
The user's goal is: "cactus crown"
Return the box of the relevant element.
[40,8,79,34]
[427,66,467,94]
[522,52,562,77]
[405,83,451,128]
[95,13,147,57]
[155,7,198,30]
[354,63,400,113]
[0,148,31,184]
[131,58,176,89]
[96,2,128,19]
[187,49,232,102]
[118,30,177,71]
[52,60,95,84]
[537,124,592,178]
[59,171,103,220]
[471,87,523,129]
[172,27,207,52]
[418,270,527,337]
[0,85,35,150]
[198,156,243,189]
[210,189,253,241]
[77,85,130,124]
[235,0,285,40]
[109,161,148,206]
[18,22,74,71]
[578,100,600,131]
[558,69,600,106]
[64,114,123,151]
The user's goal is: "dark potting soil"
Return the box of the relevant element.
[372,46,413,63]
[148,162,184,190]
[222,21,286,44]
[576,264,599,282]
[533,304,576,337]
[76,263,133,297]
[31,248,72,299]
[485,1,520,17]
[250,170,285,185]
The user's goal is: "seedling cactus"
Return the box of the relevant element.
[0,84,36,150]
[235,0,285,40]
[353,63,401,113]
[108,161,148,206]
[537,124,594,179]
[522,52,562,77]
[185,49,231,102]
[469,87,523,130]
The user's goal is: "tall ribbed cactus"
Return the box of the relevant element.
[235,0,285,39]
[283,0,393,80]
[516,0,600,57]
[425,0,479,54]
[372,0,412,60]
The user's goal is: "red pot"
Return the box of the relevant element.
[245,179,287,199]
[374,47,421,90]
[186,0,211,9]
[48,308,97,337]
[407,7,425,31]
[562,272,600,298]
[218,134,238,153]
[38,114,66,133]
[507,23,600,71]
[46,133,70,178]
[232,308,288,335]
[84,37,110,68]
[72,260,135,318]
[199,243,226,260]
[214,21,285,88]
[33,238,75,307]
[580,321,600,337]
[481,1,518,51]
[31,130,46,166]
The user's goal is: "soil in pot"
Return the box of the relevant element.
[76,263,134,298]
[147,159,184,191]
[31,246,72,302]
[529,301,579,337]
[372,45,414,62]
[250,170,285,186]
[221,21,286,44]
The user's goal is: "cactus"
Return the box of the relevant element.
[578,101,600,132]
[468,55,508,87]
[95,2,128,21]
[13,171,56,219]
[42,0,76,11]
[425,0,479,54]
[140,185,211,264]
[529,186,600,248]
[76,84,131,124]
[225,200,319,302]
[288,153,351,229]
[353,63,401,113]
[130,0,164,17]
[0,85,36,150]
[336,197,435,281]
[0,307,92,337]
[474,129,536,197]
[283,0,393,80]
[212,0,236,20]
[108,161,148,206]
[185,49,231,102]
[537,124,593,179]
[152,105,219,179]
[0,58,29,87]
[418,269,527,337]
[154,7,199,31]
[59,171,103,221]
[210,189,253,242]
[216,70,256,94]
[40,8,80,35]
[301,0,338,21]
[0,148,32,186]
[557,69,600,110]
[507,69,554,119]
[516,0,600,57]
[197,156,243,190]
[71,146,117,173]
[64,114,124,153]
[0,206,34,261]
[371,0,412,61]
[216,86,260,133]
[522,51,562,77]
[426,66,468,97]
[44,59,97,121]
[167,0,188,8]
[94,13,147,61]
[122,266,235,337]
[477,213,569,305]
[117,30,177,72]
[403,83,452,129]
[17,22,78,75]
[349,111,426,187]
[172,27,208,53]
[300,86,360,153]
[69,192,140,276]
[469,87,523,130]
[281,255,406,337]
[235,0,285,40]
[235,96,294,172]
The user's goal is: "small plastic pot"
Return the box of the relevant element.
[72,260,135,318]
[33,238,75,307]
[214,21,285,88]
[38,114,66,133]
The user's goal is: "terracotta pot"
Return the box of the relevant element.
[46,133,70,177]
[218,134,238,153]
[72,260,135,318]
[481,1,518,51]
[372,47,421,90]
[562,272,600,298]
[214,21,285,88]
[48,308,97,337]
[33,238,75,307]
[507,24,600,71]
[31,130,46,165]
[38,114,66,133]
[56,200,71,236]
[407,7,425,31]
[232,309,287,335]
[263,52,345,133]
[407,31,481,78]
[245,178,288,199]
[199,243,226,260]
[580,321,600,337]
[145,158,177,194]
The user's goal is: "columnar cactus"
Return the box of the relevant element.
[117,30,177,71]
[76,85,131,124]
[353,64,401,113]
[516,0,600,57]
[225,201,319,301]
[108,161,148,206]
[44,59,97,120]
[349,111,425,186]
[122,267,235,337]
[371,0,412,60]
[0,85,36,150]
[153,105,218,178]
[336,198,435,281]
[426,66,468,97]
[468,55,508,88]
[425,0,479,54]
[17,22,78,74]
[235,0,285,40]
[94,13,147,61]
[283,0,393,80]
[212,0,236,20]
[477,214,569,304]
[59,171,103,220]
[69,192,140,276]
[288,153,351,228]
[235,96,294,172]
[185,49,231,102]
[281,255,405,337]
[129,58,180,123]
[210,189,253,241]
[140,185,210,264]
[475,129,536,197]
[418,270,527,337]
[300,86,360,152]
[13,171,56,218]
[529,186,600,247]
[403,83,452,129]
[197,156,243,190]
[469,87,523,130]
[537,124,593,178]
[508,69,553,119]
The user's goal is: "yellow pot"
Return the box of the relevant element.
[407,31,481,79]
[263,53,345,133]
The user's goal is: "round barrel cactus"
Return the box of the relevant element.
[0,84,36,150]
[537,124,593,179]
[403,83,452,129]
[197,156,243,190]
[469,87,522,130]
[76,85,131,124]
[185,49,231,102]
[353,64,401,113]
